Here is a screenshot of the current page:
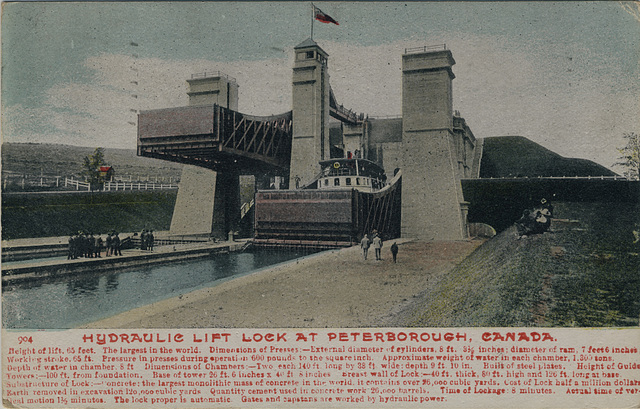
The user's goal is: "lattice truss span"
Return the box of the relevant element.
[138,104,292,174]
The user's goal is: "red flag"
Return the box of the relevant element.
[314,5,339,25]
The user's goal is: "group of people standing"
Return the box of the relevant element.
[67,231,122,259]
[360,231,399,262]
[139,229,155,251]
[515,198,554,239]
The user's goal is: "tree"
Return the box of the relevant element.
[615,132,640,180]
[81,147,107,188]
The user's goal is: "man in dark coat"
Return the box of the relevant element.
[105,233,112,256]
[95,235,103,258]
[149,230,155,251]
[113,232,122,256]
[140,230,147,250]
[390,242,399,263]
[67,234,75,260]
[79,232,88,258]
[87,233,95,258]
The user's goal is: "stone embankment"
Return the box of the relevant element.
[2,233,246,284]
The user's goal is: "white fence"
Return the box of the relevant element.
[64,177,91,191]
[61,178,179,191]
[103,181,179,191]
[3,174,64,190]
[3,173,181,192]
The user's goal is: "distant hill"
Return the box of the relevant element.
[480,136,616,178]
[1,143,183,180]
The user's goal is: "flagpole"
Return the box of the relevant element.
[310,3,314,39]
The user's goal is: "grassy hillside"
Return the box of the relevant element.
[398,201,639,327]
[480,136,616,178]
[1,142,183,180]
[2,191,177,240]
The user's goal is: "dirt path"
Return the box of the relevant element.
[83,240,483,329]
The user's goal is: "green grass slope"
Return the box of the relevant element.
[480,136,616,178]
[2,191,177,239]
[401,201,639,327]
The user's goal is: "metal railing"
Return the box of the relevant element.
[190,70,237,83]
[462,175,632,181]
[369,114,402,120]
[404,44,447,54]
[331,104,363,123]
[241,199,255,219]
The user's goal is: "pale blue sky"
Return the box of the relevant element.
[2,2,639,169]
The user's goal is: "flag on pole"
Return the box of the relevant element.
[313,5,339,25]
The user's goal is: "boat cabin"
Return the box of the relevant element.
[317,158,386,192]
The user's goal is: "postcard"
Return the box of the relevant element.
[2,2,639,408]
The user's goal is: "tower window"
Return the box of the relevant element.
[334,178,340,186]
[306,51,315,59]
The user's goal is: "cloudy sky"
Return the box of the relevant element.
[2,1,639,170]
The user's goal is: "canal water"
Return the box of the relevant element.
[2,249,308,329]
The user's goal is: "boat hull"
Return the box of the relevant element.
[254,176,401,249]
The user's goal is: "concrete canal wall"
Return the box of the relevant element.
[2,240,247,284]
[1,190,176,240]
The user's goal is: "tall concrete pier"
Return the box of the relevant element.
[141,40,478,243]
[187,74,239,110]
[400,49,468,240]
[170,74,240,238]
[289,39,331,188]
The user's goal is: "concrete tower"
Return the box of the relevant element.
[289,38,331,188]
[187,73,239,110]
[401,48,468,240]
[170,73,240,239]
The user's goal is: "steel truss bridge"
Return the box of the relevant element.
[138,102,401,247]
[138,104,292,174]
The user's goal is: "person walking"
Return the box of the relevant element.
[390,242,398,263]
[373,233,383,261]
[360,234,371,260]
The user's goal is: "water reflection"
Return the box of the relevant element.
[105,273,119,293]
[67,275,100,297]
[2,249,307,329]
